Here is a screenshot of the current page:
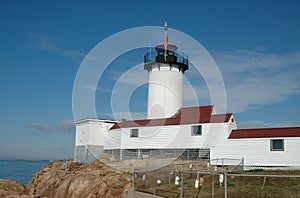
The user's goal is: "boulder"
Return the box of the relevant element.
[27,160,131,198]
[0,179,29,198]
[0,160,131,198]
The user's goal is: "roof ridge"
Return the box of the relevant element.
[234,126,300,131]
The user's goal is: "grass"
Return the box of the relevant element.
[134,169,300,198]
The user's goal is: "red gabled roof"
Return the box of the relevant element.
[110,106,232,130]
[229,127,300,139]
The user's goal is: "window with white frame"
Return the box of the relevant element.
[191,125,202,136]
[130,128,139,138]
[270,139,284,151]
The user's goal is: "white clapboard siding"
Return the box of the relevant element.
[75,122,90,146]
[115,122,230,149]
[104,129,121,149]
[211,137,300,166]
[75,119,115,146]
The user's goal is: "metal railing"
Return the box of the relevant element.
[104,148,210,161]
[144,50,188,66]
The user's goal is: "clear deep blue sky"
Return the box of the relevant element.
[1,0,300,160]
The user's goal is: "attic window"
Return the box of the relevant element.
[191,125,202,136]
[270,139,284,151]
[130,129,139,138]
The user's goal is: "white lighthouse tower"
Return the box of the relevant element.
[144,21,189,119]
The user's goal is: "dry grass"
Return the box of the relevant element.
[99,156,300,197]
[133,166,300,197]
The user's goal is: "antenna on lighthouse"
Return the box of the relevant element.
[164,19,168,61]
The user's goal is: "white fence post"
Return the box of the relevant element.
[180,170,184,198]
[132,168,135,191]
[224,172,227,198]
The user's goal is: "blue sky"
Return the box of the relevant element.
[0,0,300,160]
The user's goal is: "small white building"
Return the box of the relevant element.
[74,22,300,169]
[212,127,300,168]
[74,118,117,163]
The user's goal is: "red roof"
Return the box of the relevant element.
[110,106,232,130]
[156,41,177,47]
[229,127,300,139]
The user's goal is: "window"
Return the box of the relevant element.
[130,129,139,138]
[270,139,284,151]
[191,125,202,136]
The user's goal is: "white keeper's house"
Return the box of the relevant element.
[74,22,300,169]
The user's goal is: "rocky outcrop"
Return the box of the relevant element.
[0,179,29,198]
[0,160,132,198]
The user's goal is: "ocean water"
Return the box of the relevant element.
[0,160,49,185]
